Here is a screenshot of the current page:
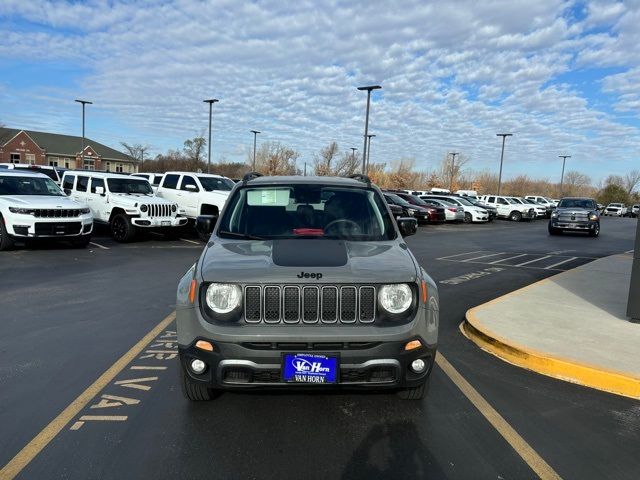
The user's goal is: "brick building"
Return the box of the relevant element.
[0,127,138,173]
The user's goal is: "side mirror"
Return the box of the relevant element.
[196,214,218,241]
[95,186,105,195]
[64,188,72,196]
[185,184,198,192]
[397,217,418,237]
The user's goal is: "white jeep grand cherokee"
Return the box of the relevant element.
[0,170,93,250]
[61,171,188,242]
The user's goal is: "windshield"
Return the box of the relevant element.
[559,199,596,209]
[0,175,65,196]
[407,195,428,206]
[455,197,473,206]
[198,176,234,192]
[506,198,519,204]
[107,178,153,194]
[218,184,396,241]
[386,194,413,208]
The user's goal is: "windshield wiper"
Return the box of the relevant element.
[218,230,265,240]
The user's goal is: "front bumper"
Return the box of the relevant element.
[7,214,93,238]
[131,216,189,228]
[179,337,436,390]
[550,219,598,231]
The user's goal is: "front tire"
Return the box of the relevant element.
[548,225,561,235]
[110,213,136,243]
[0,216,15,251]
[397,376,431,400]
[180,362,218,401]
[510,211,522,222]
[464,212,472,223]
[589,223,600,237]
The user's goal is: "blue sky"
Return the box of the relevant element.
[1,0,639,184]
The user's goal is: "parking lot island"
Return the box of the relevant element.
[463,253,640,399]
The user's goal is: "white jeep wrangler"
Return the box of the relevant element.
[61,171,187,242]
[155,172,233,219]
[0,170,93,250]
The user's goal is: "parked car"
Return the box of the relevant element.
[392,193,446,223]
[420,197,465,222]
[478,195,536,221]
[156,172,234,219]
[549,197,600,237]
[0,170,93,250]
[422,194,489,223]
[464,198,497,221]
[455,189,478,199]
[631,205,640,218]
[524,196,557,211]
[132,172,165,192]
[0,163,67,185]
[603,203,628,217]
[61,171,187,242]
[383,193,429,224]
[510,197,547,219]
[176,173,438,401]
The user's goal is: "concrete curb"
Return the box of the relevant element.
[463,302,640,400]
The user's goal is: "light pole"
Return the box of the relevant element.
[496,133,513,195]
[203,99,219,174]
[350,147,357,167]
[250,130,261,171]
[559,155,571,197]
[139,146,147,173]
[357,85,381,174]
[448,152,459,191]
[366,134,376,173]
[74,99,92,169]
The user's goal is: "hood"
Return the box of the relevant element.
[199,238,418,284]
[557,206,595,213]
[201,190,230,202]
[109,193,174,206]
[1,195,86,208]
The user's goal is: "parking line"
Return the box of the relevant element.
[89,241,110,250]
[461,252,506,262]
[179,238,200,245]
[436,353,561,480]
[544,257,577,270]
[437,250,484,260]
[0,311,176,480]
[488,254,528,264]
[514,255,552,267]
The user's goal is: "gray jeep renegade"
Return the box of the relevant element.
[175,173,439,400]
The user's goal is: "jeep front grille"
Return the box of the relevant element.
[33,209,83,218]
[244,285,376,324]
[144,204,173,218]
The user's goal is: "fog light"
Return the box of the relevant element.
[411,359,426,373]
[190,359,206,374]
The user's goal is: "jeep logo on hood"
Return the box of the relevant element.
[297,271,323,280]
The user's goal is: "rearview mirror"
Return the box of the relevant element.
[397,217,418,237]
[95,186,105,195]
[196,214,218,242]
[64,188,71,196]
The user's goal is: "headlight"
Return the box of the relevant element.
[140,204,148,213]
[80,207,91,214]
[551,211,558,218]
[378,284,413,314]
[407,208,416,216]
[205,283,242,314]
[171,204,177,212]
[589,213,598,221]
[9,207,35,215]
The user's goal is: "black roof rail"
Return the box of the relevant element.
[347,174,371,186]
[242,172,263,184]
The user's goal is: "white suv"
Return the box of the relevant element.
[132,173,165,193]
[479,195,536,221]
[61,171,187,242]
[156,172,234,218]
[422,194,488,223]
[603,203,628,217]
[524,195,557,209]
[0,170,93,250]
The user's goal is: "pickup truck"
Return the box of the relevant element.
[478,195,536,221]
[603,203,628,217]
[549,197,600,237]
[156,172,234,219]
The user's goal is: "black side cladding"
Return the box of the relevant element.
[272,239,348,267]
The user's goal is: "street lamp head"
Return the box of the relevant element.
[367,134,376,139]
[350,147,357,151]
[75,99,93,105]
[558,155,571,158]
[203,99,219,104]
[250,130,261,135]
[496,133,513,137]
[357,85,382,91]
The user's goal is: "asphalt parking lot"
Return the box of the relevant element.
[1,216,638,480]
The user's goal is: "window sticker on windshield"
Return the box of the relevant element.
[247,189,290,206]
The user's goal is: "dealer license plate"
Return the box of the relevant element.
[161,221,171,226]
[282,353,338,384]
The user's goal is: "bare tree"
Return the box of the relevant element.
[333,150,360,176]
[183,136,206,163]
[387,159,418,189]
[120,142,149,170]
[624,169,640,194]
[313,142,339,176]
[251,142,300,176]
[438,153,470,191]
[604,174,625,188]
[562,171,592,197]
